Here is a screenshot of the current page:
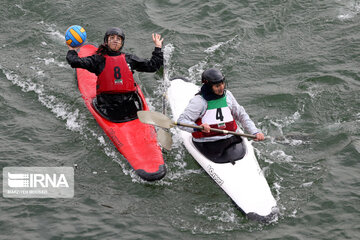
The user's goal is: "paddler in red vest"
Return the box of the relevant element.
[66,27,164,122]
[178,68,265,160]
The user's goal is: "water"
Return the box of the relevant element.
[1,0,359,239]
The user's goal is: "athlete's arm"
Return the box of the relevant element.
[66,50,105,75]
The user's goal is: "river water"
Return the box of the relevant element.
[0,0,359,239]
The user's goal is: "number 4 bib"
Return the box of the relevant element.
[192,95,237,138]
[202,96,233,128]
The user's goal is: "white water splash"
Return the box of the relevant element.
[166,168,202,181]
[265,110,302,141]
[188,36,237,83]
[337,0,360,20]
[3,68,85,133]
[35,57,68,68]
[15,4,30,14]
[204,42,224,53]
[162,43,175,93]
[188,61,207,83]
[355,112,360,122]
[37,21,66,45]
[270,150,294,162]
[164,43,175,69]
[194,203,238,223]
[273,181,282,200]
[301,181,313,188]
[290,209,298,218]
[204,35,238,53]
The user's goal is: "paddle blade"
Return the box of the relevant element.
[137,111,173,129]
[157,128,173,150]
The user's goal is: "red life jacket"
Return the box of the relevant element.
[192,95,237,138]
[97,54,136,94]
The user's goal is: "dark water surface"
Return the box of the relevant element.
[0,0,359,239]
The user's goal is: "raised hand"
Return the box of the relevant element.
[152,33,164,48]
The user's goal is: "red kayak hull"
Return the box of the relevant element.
[76,44,165,181]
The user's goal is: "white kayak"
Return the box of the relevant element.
[167,78,278,221]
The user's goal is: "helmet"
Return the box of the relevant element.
[103,27,125,44]
[201,68,225,84]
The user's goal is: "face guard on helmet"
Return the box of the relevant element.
[201,68,225,85]
[104,27,125,49]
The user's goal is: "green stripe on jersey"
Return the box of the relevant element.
[207,96,227,110]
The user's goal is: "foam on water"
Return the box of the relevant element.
[270,150,294,162]
[166,168,203,181]
[2,69,81,131]
[270,111,301,130]
[301,182,313,188]
[188,61,205,83]
[337,0,360,20]
[36,57,67,68]
[187,37,239,83]
[164,43,175,71]
[162,43,175,89]
[15,3,30,15]
[194,203,238,223]
[261,109,305,147]
[172,199,275,234]
[356,112,360,121]
[204,35,237,53]
[38,21,66,45]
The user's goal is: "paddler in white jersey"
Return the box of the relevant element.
[178,68,264,158]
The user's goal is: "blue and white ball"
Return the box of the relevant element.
[65,25,87,47]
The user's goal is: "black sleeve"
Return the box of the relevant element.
[66,50,105,76]
[125,47,163,73]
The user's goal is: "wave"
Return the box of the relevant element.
[38,21,65,42]
[204,35,237,54]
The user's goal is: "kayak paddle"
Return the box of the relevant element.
[137,111,257,148]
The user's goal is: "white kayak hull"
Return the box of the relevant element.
[167,78,278,221]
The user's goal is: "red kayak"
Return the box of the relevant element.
[76,44,166,181]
